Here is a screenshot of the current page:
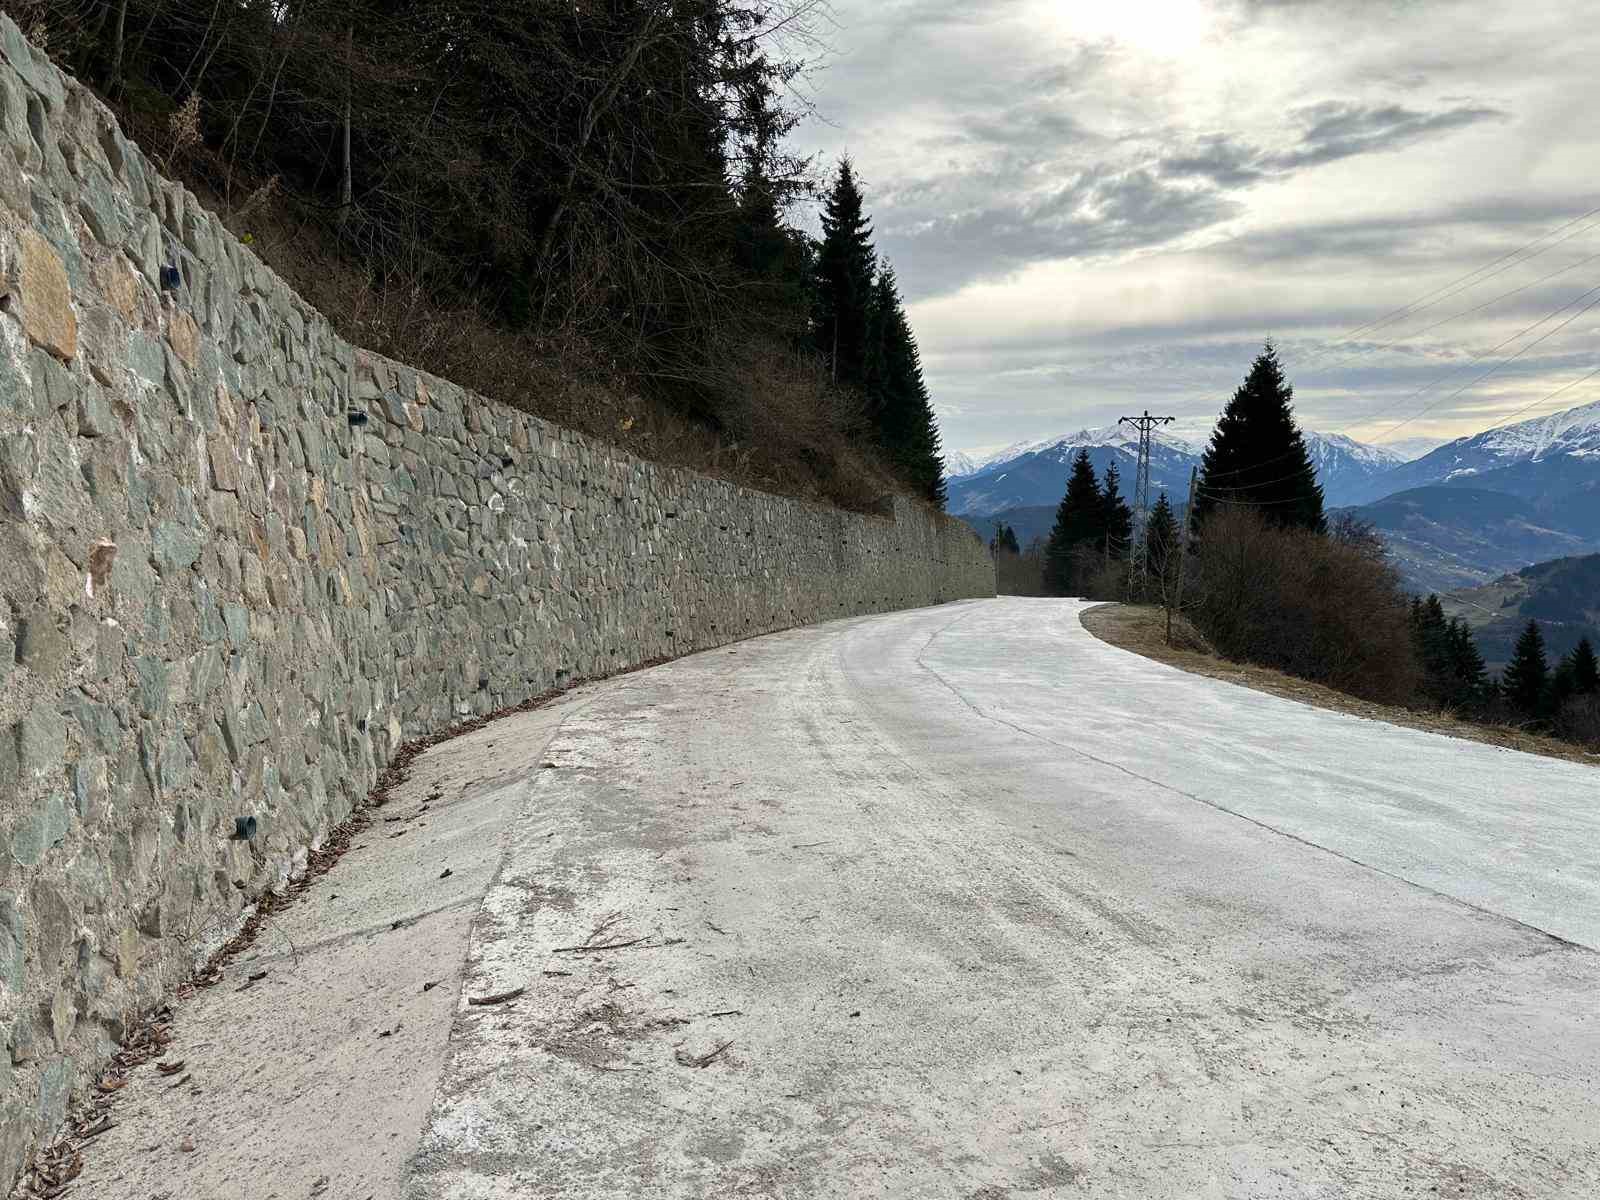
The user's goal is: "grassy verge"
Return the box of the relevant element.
[1081,603,1599,769]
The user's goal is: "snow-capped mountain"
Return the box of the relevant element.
[944,450,980,479]
[1341,398,1600,506]
[1302,433,1406,507]
[947,425,1202,516]
[945,441,1036,480]
[1448,396,1600,469]
[948,425,1397,514]
[1329,399,1600,590]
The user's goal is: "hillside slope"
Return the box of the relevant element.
[1442,553,1600,670]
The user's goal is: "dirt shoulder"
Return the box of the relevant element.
[1080,603,1600,769]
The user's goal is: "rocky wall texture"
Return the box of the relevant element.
[0,16,993,1190]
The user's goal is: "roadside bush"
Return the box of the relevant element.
[996,546,1048,596]
[1190,508,1419,703]
[1555,695,1600,749]
[1078,554,1130,603]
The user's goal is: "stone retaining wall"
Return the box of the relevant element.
[0,17,994,1188]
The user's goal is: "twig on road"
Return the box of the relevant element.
[674,1040,734,1068]
[552,936,652,954]
[467,987,526,1007]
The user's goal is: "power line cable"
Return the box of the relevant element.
[1283,203,1600,371]
[1375,285,1600,441]
[1284,217,1600,377]
[1292,247,1600,382]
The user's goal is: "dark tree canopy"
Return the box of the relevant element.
[27,1,953,514]
[867,265,946,507]
[1044,449,1104,594]
[813,160,877,392]
[1101,461,1133,562]
[1410,596,1491,713]
[1143,491,1179,581]
[1571,637,1600,695]
[1503,619,1551,716]
[1195,345,1325,533]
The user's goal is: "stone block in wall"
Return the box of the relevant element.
[2,228,76,361]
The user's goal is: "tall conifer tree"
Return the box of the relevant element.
[1569,636,1599,695]
[1143,492,1179,577]
[1044,449,1104,594]
[1503,619,1551,716]
[868,266,947,507]
[1446,618,1491,711]
[812,160,876,391]
[1195,344,1325,532]
[1101,461,1133,561]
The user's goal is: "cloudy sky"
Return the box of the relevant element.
[790,0,1599,459]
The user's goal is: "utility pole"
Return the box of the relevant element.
[1118,410,1175,589]
[1169,465,1198,646]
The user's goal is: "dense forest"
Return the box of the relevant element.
[9,0,945,509]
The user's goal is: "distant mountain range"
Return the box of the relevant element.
[1441,553,1600,672]
[948,427,1408,514]
[948,426,1202,516]
[1339,487,1600,594]
[961,506,1058,551]
[949,398,1600,593]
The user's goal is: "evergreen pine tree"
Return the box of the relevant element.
[1143,492,1179,573]
[1570,636,1599,695]
[1502,619,1551,716]
[1446,618,1489,711]
[729,68,813,341]
[1142,492,1180,600]
[1044,449,1104,594]
[867,265,947,507]
[1421,596,1453,697]
[1550,658,1578,716]
[812,160,876,391]
[1101,461,1134,561]
[1194,344,1325,532]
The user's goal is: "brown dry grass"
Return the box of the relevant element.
[214,188,906,512]
[1082,603,1600,769]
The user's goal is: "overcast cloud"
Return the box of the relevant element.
[791,0,1600,457]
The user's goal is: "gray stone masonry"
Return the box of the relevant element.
[0,15,993,1191]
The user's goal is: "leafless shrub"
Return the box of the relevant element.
[1556,695,1600,750]
[1190,507,1419,703]
[1079,555,1130,603]
[995,546,1047,596]
[167,91,202,159]
[1328,511,1388,559]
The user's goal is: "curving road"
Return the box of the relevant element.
[405,598,1600,1198]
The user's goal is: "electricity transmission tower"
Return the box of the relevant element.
[1118,410,1176,584]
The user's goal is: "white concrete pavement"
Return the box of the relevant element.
[410,598,1600,1198]
[74,598,1600,1199]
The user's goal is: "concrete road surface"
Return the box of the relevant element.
[71,598,1600,1200]
[409,598,1600,1198]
